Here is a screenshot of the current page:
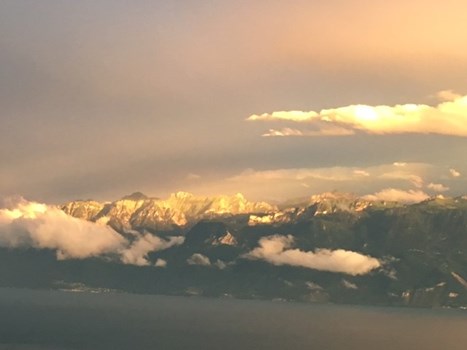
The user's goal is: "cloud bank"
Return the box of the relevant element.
[229,162,433,185]
[223,161,465,202]
[244,235,380,275]
[248,94,467,137]
[362,189,429,203]
[0,198,182,264]
[0,199,126,260]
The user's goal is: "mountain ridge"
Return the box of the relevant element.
[61,191,453,232]
[3,190,463,309]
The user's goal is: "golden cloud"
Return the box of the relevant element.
[262,126,355,137]
[362,189,429,203]
[248,94,467,137]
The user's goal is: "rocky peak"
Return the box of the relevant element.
[212,231,238,246]
[280,192,370,216]
[62,192,276,232]
[121,192,149,201]
[61,200,104,221]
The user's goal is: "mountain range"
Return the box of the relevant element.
[1,191,467,309]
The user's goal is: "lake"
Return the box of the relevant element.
[0,288,466,349]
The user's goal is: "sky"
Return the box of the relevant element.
[1,0,467,204]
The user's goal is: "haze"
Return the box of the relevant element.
[1,0,467,203]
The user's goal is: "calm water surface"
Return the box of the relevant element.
[0,288,466,349]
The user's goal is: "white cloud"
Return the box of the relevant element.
[244,235,380,275]
[306,281,323,291]
[0,199,126,260]
[362,188,429,203]
[0,198,183,265]
[450,168,461,177]
[353,170,370,177]
[248,110,319,122]
[262,128,306,137]
[187,253,211,266]
[262,126,355,137]
[248,94,467,136]
[427,183,449,192]
[120,233,184,266]
[155,258,167,268]
[393,162,407,167]
[341,279,358,290]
